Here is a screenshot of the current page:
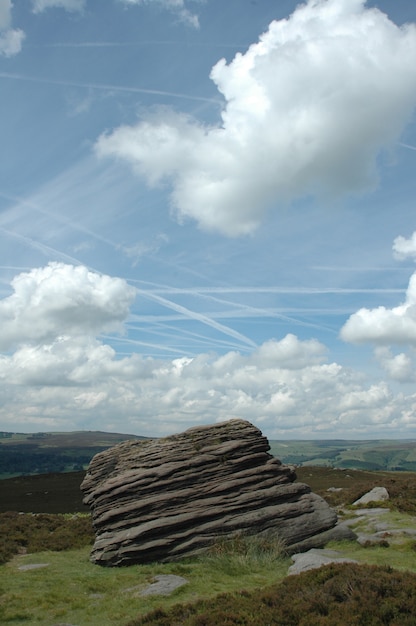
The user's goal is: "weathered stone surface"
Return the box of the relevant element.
[353,487,389,506]
[81,419,338,566]
[139,574,189,596]
[288,549,358,575]
[285,521,357,555]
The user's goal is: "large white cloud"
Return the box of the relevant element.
[0,326,414,438]
[0,263,136,350]
[96,0,416,236]
[118,0,199,28]
[0,0,24,57]
[32,0,86,13]
[340,272,416,345]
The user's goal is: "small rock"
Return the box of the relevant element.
[327,487,343,492]
[140,575,189,596]
[353,487,389,506]
[288,548,358,575]
[18,563,49,571]
[357,533,390,547]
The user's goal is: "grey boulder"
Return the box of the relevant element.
[81,419,338,566]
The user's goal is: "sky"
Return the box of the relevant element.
[0,0,416,440]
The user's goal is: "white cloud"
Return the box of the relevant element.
[96,0,416,236]
[375,347,415,383]
[118,0,200,29]
[0,0,24,57]
[0,263,136,350]
[393,232,416,261]
[340,272,416,346]
[32,0,86,13]
[0,321,414,437]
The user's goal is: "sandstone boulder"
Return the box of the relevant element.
[288,548,358,575]
[352,487,389,506]
[81,419,338,566]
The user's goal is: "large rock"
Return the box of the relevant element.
[81,419,338,566]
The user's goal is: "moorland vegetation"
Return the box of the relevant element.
[1,465,416,624]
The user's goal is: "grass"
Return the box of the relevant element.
[327,537,416,572]
[1,517,416,625]
[0,539,290,626]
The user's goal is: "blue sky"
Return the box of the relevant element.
[0,0,416,439]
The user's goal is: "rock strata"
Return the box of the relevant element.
[81,419,338,566]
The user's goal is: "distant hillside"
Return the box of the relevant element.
[0,431,147,478]
[1,431,416,478]
[269,439,416,471]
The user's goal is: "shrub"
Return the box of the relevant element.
[0,511,94,564]
[126,563,416,626]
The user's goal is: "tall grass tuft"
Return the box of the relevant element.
[204,530,287,575]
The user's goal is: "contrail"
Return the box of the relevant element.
[36,41,247,49]
[0,190,116,250]
[131,285,405,295]
[398,142,416,151]
[0,71,222,105]
[0,227,84,266]
[133,289,257,349]
[194,291,337,334]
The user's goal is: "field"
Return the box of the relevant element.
[269,438,416,471]
[1,431,416,624]
[1,430,416,479]
[1,466,416,625]
[0,430,146,477]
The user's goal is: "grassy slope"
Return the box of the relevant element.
[1,543,290,625]
[269,439,416,470]
[1,431,416,478]
[0,431,147,478]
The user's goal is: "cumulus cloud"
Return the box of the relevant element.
[118,0,200,28]
[393,232,416,261]
[0,326,414,438]
[0,0,24,57]
[32,0,86,13]
[96,0,416,236]
[375,347,415,383]
[0,263,136,350]
[340,272,416,346]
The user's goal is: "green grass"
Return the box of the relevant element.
[0,541,290,626]
[1,519,416,626]
[327,537,416,572]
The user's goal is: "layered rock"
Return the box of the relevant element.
[81,419,338,566]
